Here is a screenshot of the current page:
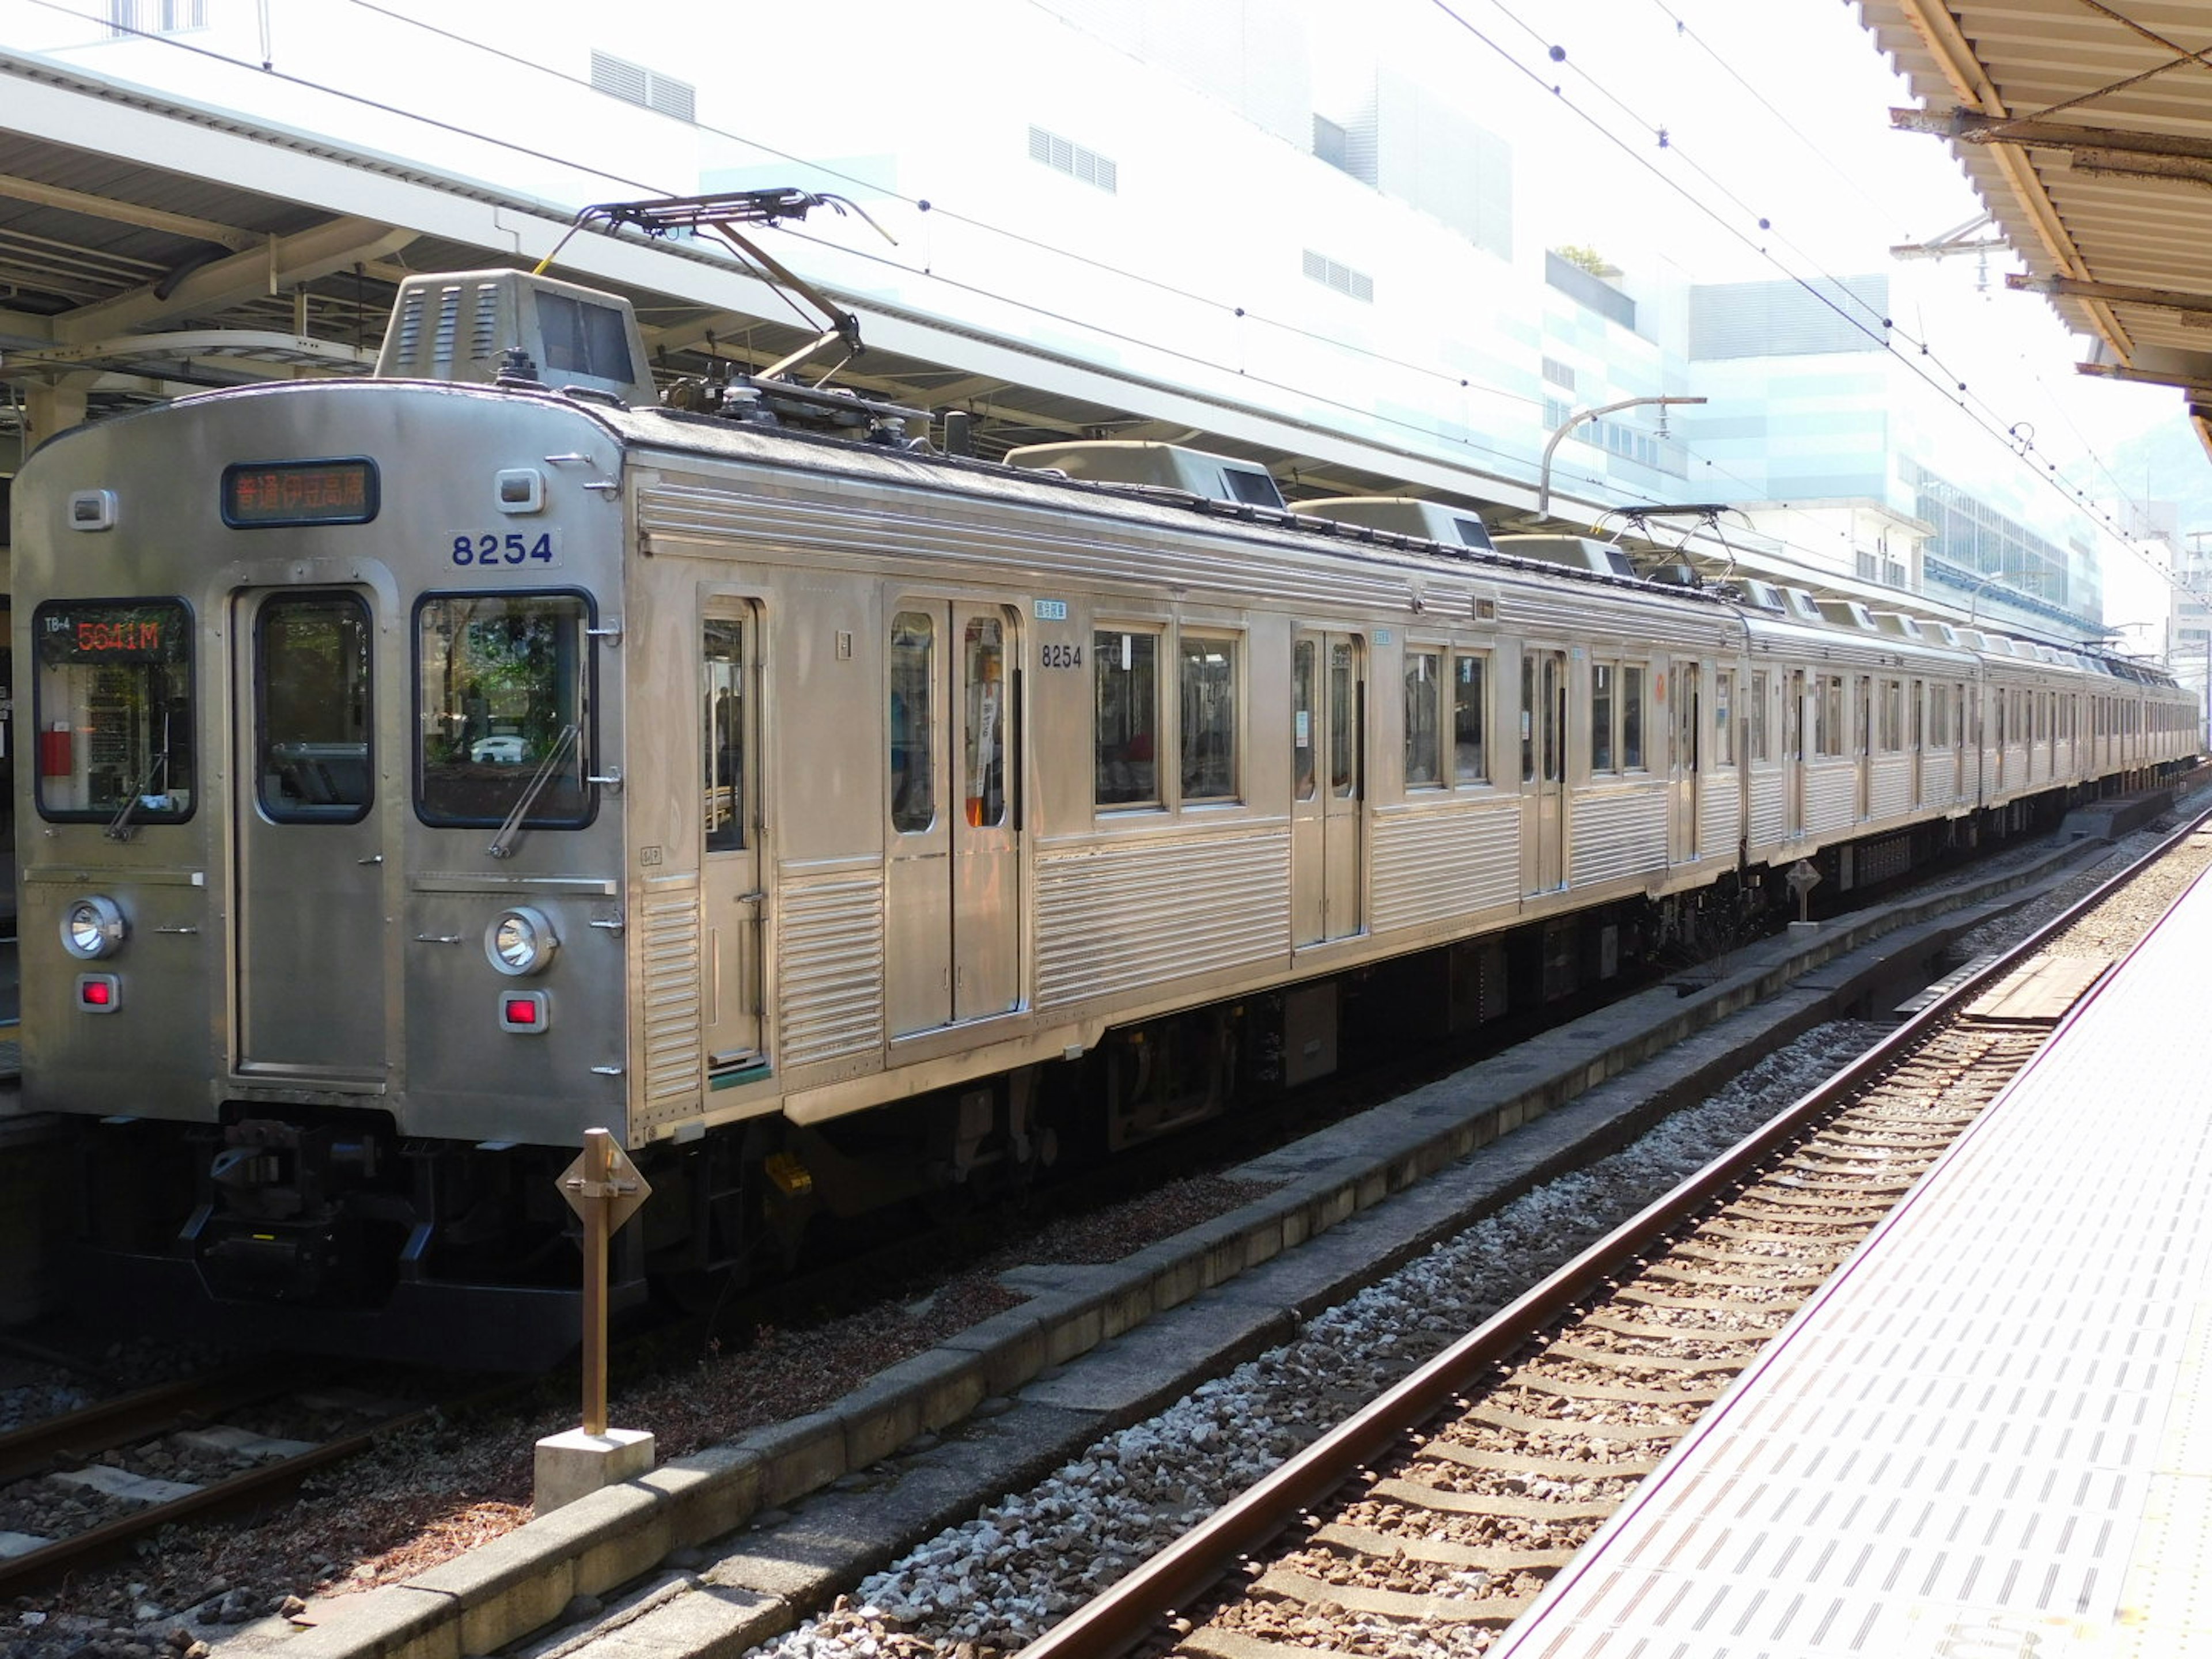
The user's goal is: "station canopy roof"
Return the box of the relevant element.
[1862,0,2212,460]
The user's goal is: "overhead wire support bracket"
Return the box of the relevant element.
[533,188,895,378]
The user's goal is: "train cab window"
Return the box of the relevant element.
[257,592,372,822]
[416,593,592,827]
[890,611,937,832]
[1095,628,1161,808]
[704,620,746,851]
[1180,632,1238,803]
[1453,652,1488,783]
[32,598,194,824]
[1404,650,1443,787]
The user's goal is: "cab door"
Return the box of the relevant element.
[1291,630,1365,945]
[700,609,763,1075]
[885,600,1020,1036]
[1522,648,1566,893]
[234,587,385,1078]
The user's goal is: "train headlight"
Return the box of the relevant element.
[60,895,126,960]
[485,906,558,976]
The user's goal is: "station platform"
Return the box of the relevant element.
[1496,855,2212,1657]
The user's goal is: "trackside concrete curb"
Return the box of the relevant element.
[267,817,2147,1659]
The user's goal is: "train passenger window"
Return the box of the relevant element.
[1404,651,1442,787]
[1180,633,1238,803]
[1714,671,1735,766]
[965,617,1007,827]
[1293,639,1317,801]
[416,593,592,827]
[1879,680,1903,753]
[1453,652,1487,783]
[890,611,937,832]
[1620,666,1645,770]
[1590,664,1615,773]
[1817,676,1844,757]
[32,598,195,824]
[1520,657,1536,785]
[257,592,372,823]
[1329,641,1357,797]
[1095,628,1160,808]
[1749,671,1769,762]
[704,620,745,851]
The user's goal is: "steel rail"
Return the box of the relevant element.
[0,1394,445,1594]
[1016,801,2212,1659]
[0,1363,305,1488]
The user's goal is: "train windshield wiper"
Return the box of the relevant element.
[486,724,581,859]
[104,726,173,842]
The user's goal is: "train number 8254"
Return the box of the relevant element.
[450,532,561,569]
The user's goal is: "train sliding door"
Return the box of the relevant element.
[1522,647,1566,893]
[700,608,763,1075]
[885,599,1020,1036]
[233,586,385,1078]
[1291,631,1365,945]
[1785,669,1807,840]
[1670,659,1700,863]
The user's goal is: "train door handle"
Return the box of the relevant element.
[358,854,384,865]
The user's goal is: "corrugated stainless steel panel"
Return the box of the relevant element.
[1804,765,1857,836]
[1369,800,1520,932]
[636,880,703,1126]
[1747,769,1786,850]
[1697,775,1738,861]
[777,872,887,1069]
[635,482,1729,642]
[1868,756,1912,820]
[1570,788,1667,888]
[641,483,1408,613]
[1036,831,1289,1007]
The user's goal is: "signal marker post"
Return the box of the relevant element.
[534,1127,657,1513]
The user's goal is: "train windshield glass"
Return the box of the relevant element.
[416,593,592,826]
[32,599,195,825]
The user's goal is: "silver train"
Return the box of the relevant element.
[10,270,2195,1364]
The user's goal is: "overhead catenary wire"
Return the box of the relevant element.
[1433,0,2185,601]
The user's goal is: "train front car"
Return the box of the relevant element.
[14,293,638,1366]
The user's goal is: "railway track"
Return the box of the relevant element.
[0,1363,442,1594]
[1018,811,2212,1659]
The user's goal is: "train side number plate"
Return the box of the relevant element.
[449,531,562,571]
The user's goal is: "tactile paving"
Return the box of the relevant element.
[1495,866,2212,1657]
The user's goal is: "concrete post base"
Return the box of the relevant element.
[1787,919,1822,936]
[533,1426,656,1513]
